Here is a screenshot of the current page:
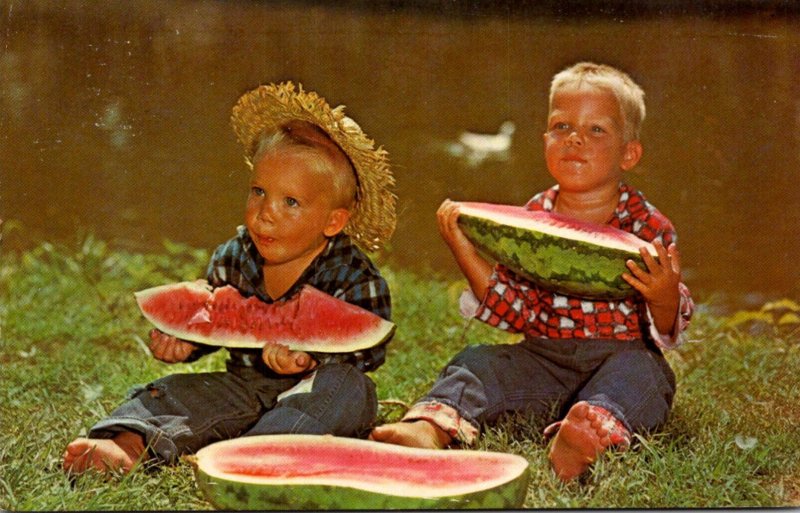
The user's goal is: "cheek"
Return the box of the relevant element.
[244,197,269,228]
[543,133,562,151]
[543,140,561,164]
[244,198,258,220]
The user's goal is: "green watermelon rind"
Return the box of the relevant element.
[195,467,530,510]
[191,435,530,510]
[458,207,652,299]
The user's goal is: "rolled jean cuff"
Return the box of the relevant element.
[586,400,633,434]
[402,400,480,445]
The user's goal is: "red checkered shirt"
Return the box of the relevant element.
[473,183,694,348]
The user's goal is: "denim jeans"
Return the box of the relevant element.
[88,362,377,463]
[419,337,675,434]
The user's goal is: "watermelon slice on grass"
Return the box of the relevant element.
[134,281,395,353]
[188,434,530,509]
[456,201,658,299]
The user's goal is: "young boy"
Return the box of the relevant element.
[63,82,397,474]
[370,62,694,482]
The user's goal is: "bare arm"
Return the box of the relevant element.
[437,199,493,300]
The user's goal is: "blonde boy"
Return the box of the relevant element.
[64,83,396,474]
[371,63,694,482]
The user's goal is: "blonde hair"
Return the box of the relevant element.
[549,62,646,142]
[252,120,358,209]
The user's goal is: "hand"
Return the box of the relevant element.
[437,199,474,255]
[262,343,318,375]
[148,329,198,363]
[623,240,682,334]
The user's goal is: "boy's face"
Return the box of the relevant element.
[543,87,641,195]
[245,149,348,267]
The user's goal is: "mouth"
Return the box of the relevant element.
[561,154,587,164]
[254,234,276,245]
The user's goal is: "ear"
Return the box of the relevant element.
[620,140,643,171]
[323,208,351,237]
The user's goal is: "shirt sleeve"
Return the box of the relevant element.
[646,282,695,350]
[307,268,393,373]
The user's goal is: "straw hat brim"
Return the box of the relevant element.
[230,81,396,252]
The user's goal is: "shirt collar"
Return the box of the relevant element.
[238,226,350,302]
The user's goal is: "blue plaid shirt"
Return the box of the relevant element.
[190,225,392,373]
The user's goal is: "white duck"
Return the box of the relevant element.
[447,121,516,167]
[458,121,516,153]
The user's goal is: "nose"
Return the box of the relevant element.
[257,199,276,223]
[566,130,583,147]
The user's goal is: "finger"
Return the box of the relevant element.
[653,240,671,269]
[625,258,650,282]
[262,343,279,368]
[149,329,175,346]
[621,272,648,298]
[436,199,453,218]
[164,339,186,363]
[306,356,318,371]
[266,344,293,372]
[437,201,453,233]
[149,331,182,361]
[148,329,166,351]
[621,271,643,291]
[148,335,165,355]
[294,352,308,368]
[162,344,179,363]
[446,210,461,234]
[154,342,175,363]
[667,243,682,273]
[448,201,461,218]
[639,244,661,274]
[294,351,317,371]
[440,201,457,223]
[174,340,194,361]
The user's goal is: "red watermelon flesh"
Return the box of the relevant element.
[134,281,395,352]
[458,202,656,255]
[194,434,530,503]
[214,438,498,489]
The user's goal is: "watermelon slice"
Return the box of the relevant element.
[134,281,395,352]
[189,434,530,509]
[456,202,657,299]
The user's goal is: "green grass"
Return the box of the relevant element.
[1,236,799,509]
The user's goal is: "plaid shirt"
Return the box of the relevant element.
[189,225,392,372]
[474,183,694,349]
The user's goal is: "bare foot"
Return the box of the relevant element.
[369,420,452,449]
[548,401,627,482]
[63,431,146,475]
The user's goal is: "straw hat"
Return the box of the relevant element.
[231,81,396,252]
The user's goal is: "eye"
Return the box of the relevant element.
[591,125,606,134]
[250,186,264,197]
[285,197,299,207]
[552,122,570,132]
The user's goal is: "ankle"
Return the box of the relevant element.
[418,419,453,448]
[113,431,146,461]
